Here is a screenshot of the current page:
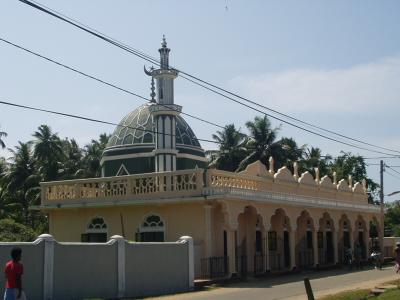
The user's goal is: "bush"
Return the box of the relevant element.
[0,218,37,242]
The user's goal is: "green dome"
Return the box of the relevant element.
[107,104,202,148]
[102,104,206,176]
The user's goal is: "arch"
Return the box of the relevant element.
[296,210,315,268]
[139,214,165,242]
[82,216,108,243]
[87,216,108,232]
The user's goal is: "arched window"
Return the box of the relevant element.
[81,217,108,243]
[138,215,165,242]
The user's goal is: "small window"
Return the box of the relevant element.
[318,232,323,249]
[306,231,313,249]
[84,217,107,243]
[268,231,277,251]
[139,215,165,242]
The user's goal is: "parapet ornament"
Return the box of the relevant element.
[299,171,317,186]
[274,166,297,183]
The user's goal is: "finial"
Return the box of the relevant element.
[293,162,299,181]
[362,178,367,191]
[314,167,320,183]
[162,34,167,48]
[348,175,353,187]
[333,171,337,185]
[150,75,156,103]
[269,156,274,175]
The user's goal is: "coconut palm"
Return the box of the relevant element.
[0,128,7,149]
[207,124,247,171]
[301,147,331,177]
[32,125,63,181]
[236,116,281,171]
[275,137,305,170]
[3,142,40,223]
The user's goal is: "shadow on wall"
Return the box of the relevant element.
[0,234,194,300]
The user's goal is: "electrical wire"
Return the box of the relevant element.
[0,100,219,145]
[0,37,224,129]
[385,169,400,181]
[17,0,400,156]
[387,166,400,177]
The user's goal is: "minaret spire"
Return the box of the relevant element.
[145,37,181,173]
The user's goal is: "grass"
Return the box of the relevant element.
[319,289,370,300]
[318,281,400,300]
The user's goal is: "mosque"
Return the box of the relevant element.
[39,38,382,278]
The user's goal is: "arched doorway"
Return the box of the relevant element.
[270,209,291,271]
[338,214,352,264]
[319,213,335,265]
[296,211,315,269]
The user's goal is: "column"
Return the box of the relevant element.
[179,236,194,290]
[313,228,319,267]
[264,224,270,272]
[290,227,297,270]
[37,234,55,300]
[226,227,237,276]
[333,230,339,264]
[204,205,212,258]
[365,227,370,259]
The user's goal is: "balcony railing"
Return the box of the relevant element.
[41,169,204,205]
[40,167,377,208]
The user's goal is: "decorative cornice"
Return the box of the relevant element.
[203,187,380,213]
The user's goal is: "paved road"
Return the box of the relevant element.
[150,266,399,300]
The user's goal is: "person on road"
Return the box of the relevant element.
[395,242,400,274]
[3,247,24,300]
[345,247,353,270]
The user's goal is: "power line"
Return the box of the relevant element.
[387,166,400,177]
[17,0,400,156]
[385,169,400,181]
[0,37,224,130]
[0,100,219,145]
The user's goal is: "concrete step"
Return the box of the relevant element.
[370,288,386,295]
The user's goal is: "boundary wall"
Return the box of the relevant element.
[0,234,193,299]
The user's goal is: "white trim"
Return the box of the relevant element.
[116,164,130,176]
[41,235,55,300]
[101,151,207,165]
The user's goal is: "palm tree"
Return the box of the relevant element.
[3,142,39,224]
[207,124,247,171]
[32,125,63,181]
[0,128,7,149]
[301,147,331,177]
[275,137,305,170]
[236,116,280,171]
[59,138,83,179]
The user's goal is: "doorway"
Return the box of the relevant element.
[283,231,290,268]
[326,231,334,263]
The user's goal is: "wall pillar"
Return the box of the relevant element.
[110,235,126,298]
[333,230,339,264]
[37,234,55,300]
[290,228,297,270]
[179,236,194,290]
[204,205,213,258]
[313,228,319,267]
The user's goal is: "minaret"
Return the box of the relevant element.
[147,36,181,173]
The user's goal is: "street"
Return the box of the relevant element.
[151,266,399,300]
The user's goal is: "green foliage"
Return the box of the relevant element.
[385,200,400,236]
[0,125,110,232]
[0,218,37,242]
[208,116,379,203]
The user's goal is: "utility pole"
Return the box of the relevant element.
[379,160,385,259]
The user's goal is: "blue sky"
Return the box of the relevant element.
[1,0,400,200]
